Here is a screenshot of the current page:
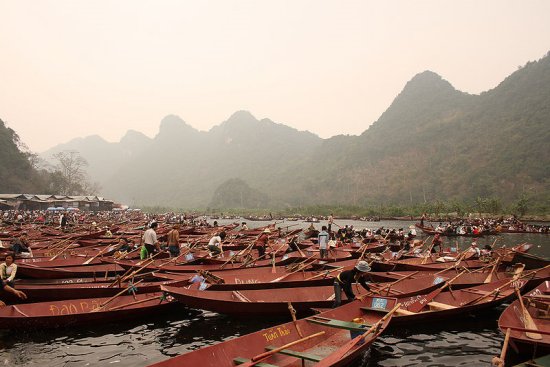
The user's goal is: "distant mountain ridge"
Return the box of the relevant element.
[41,52,550,209]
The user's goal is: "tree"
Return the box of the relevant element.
[51,151,99,195]
[512,194,530,218]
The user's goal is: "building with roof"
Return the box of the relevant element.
[0,194,114,211]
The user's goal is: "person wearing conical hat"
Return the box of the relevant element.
[333,260,372,308]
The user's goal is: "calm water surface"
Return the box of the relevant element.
[1,219,548,366]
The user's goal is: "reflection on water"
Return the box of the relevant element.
[0,219,548,366]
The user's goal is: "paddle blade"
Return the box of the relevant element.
[515,288,542,340]
[405,287,442,313]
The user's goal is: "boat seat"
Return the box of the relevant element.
[360,306,389,313]
[427,301,456,310]
[233,357,279,367]
[395,308,416,316]
[307,316,370,331]
[462,288,490,296]
[265,346,323,362]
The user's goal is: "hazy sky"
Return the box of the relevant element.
[1,1,549,152]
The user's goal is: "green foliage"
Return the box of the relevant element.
[209,178,268,209]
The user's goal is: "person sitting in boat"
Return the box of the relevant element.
[104,227,113,238]
[0,254,17,288]
[468,240,481,257]
[208,231,226,257]
[256,229,270,258]
[11,232,31,256]
[333,261,372,307]
[481,243,493,257]
[241,222,249,231]
[0,279,27,307]
[389,240,401,259]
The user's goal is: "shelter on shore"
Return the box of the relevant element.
[0,194,114,211]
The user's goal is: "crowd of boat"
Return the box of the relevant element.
[0,209,548,366]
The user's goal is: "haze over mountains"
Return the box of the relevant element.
[40,52,550,209]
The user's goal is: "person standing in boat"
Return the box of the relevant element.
[328,213,334,232]
[332,261,372,307]
[208,231,226,257]
[141,222,160,259]
[167,225,180,257]
[318,226,329,259]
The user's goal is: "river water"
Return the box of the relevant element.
[1,219,548,366]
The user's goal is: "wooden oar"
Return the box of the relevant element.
[314,303,401,367]
[237,331,325,367]
[83,236,123,265]
[270,256,316,283]
[49,242,75,261]
[484,255,501,283]
[376,271,419,296]
[287,302,304,337]
[421,236,437,264]
[491,328,510,367]
[407,271,465,313]
[497,325,550,336]
[220,241,254,269]
[92,279,144,312]
[106,294,164,312]
[515,287,542,340]
[304,267,342,281]
[462,274,526,307]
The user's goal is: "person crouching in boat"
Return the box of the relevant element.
[431,233,443,253]
[208,231,226,257]
[332,261,372,308]
[256,229,270,258]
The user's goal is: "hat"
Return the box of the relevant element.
[263,229,271,233]
[355,261,371,272]
[92,222,97,226]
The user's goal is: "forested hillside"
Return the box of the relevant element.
[0,119,47,193]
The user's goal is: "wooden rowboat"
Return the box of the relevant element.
[1,279,187,303]
[0,292,177,329]
[498,281,550,357]
[160,273,471,317]
[16,263,126,279]
[147,298,397,367]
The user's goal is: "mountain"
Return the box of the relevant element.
[42,130,152,191]
[40,51,550,209]
[50,112,323,207]
[289,53,550,207]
